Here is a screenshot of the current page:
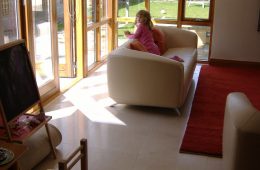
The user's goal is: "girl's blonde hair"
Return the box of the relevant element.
[135,10,153,30]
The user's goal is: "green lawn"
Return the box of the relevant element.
[118,1,209,19]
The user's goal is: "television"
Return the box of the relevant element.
[0,40,40,122]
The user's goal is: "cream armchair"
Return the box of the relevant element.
[223,92,260,170]
[107,25,197,112]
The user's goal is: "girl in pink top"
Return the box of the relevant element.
[124,10,160,55]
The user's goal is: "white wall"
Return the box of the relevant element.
[211,0,260,62]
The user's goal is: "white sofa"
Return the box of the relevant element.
[223,92,260,170]
[107,25,197,111]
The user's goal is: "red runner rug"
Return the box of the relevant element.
[180,65,260,157]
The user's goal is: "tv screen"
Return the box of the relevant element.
[0,40,40,122]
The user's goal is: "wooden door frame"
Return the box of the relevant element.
[59,0,76,78]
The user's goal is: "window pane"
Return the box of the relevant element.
[182,25,210,61]
[57,0,65,64]
[150,0,178,20]
[87,30,96,67]
[32,0,54,86]
[87,0,96,23]
[185,0,210,19]
[100,0,107,19]
[117,21,135,46]
[0,0,19,45]
[118,0,145,17]
[100,24,108,60]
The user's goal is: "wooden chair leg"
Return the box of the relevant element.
[45,123,57,158]
[80,139,88,170]
[58,138,88,170]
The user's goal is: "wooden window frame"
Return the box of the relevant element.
[81,0,113,76]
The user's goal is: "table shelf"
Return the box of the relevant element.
[0,114,51,142]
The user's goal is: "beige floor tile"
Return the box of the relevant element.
[175,153,207,170]
[133,153,178,170]
[34,64,222,170]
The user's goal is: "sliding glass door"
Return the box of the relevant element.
[25,0,59,98]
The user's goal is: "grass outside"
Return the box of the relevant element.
[118,1,209,19]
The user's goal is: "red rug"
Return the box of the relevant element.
[180,65,260,157]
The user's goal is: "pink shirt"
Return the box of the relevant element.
[128,24,160,55]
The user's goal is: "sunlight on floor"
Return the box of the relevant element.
[46,64,126,126]
[46,106,77,119]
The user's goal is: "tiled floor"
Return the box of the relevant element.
[34,64,223,170]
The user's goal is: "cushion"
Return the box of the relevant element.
[170,56,184,62]
[129,40,148,52]
[152,28,166,55]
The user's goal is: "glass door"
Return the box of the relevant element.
[26,0,59,98]
[182,0,212,61]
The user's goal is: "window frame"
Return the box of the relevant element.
[115,0,215,62]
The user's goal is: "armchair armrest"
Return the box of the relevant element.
[223,92,260,170]
[225,92,260,134]
[155,25,198,49]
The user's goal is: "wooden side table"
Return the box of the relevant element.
[0,140,27,170]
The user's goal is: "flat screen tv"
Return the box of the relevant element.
[0,40,40,122]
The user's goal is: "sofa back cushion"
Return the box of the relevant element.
[152,28,166,55]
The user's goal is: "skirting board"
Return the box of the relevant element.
[209,58,260,67]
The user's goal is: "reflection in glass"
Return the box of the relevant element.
[32,0,54,86]
[150,0,178,20]
[87,30,96,67]
[185,0,210,19]
[182,25,210,61]
[0,0,19,45]
[118,0,145,17]
[101,24,108,60]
